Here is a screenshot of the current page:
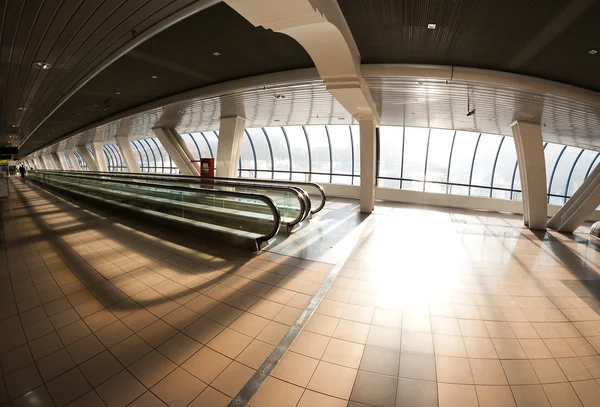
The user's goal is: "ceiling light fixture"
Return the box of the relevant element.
[151,75,158,79]
[116,91,121,95]
[213,52,221,56]
[17,106,27,111]
[590,49,598,55]
[33,61,52,69]
[427,24,436,29]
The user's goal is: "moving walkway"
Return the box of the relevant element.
[28,170,326,250]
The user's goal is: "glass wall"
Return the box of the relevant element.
[377,126,600,204]
[92,125,598,205]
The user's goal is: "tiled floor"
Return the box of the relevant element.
[2,179,600,407]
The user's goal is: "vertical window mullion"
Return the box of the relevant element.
[468,133,482,196]
[281,127,293,181]
[261,128,275,179]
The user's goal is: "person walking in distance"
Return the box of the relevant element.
[19,164,26,181]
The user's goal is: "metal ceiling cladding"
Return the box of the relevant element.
[0,0,206,149]
[10,1,313,157]
[336,0,600,91]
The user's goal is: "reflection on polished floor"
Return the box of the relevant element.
[2,180,600,407]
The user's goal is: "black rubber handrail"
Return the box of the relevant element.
[62,170,326,215]
[32,170,281,247]
[40,170,309,229]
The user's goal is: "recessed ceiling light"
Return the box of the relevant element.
[93,104,98,107]
[213,52,221,56]
[11,124,17,127]
[33,61,52,69]
[17,106,27,111]
[427,24,436,29]
[151,75,158,79]
[78,113,82,116]
[338,117,345,120]
[116,91,121,95]
[274,119,280,122]
[590,49,598,55]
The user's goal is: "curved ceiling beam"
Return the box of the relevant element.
[19,0,223,149]
[225,0,379,122]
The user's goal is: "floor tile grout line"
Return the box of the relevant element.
[228,215,372,406]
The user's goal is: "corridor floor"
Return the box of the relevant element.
[2,179,600,407]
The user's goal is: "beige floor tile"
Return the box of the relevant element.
[138,319,177,347]
[342,303,374,324]
[360,345,400,376]
[493,338,527,359]
[519,339,552,359]
[401,332,434,354]
[236,339,274,369]
[157,332,202,365]
[183,317,226,344]
[372,308,402,328]
[4,363,43,400]
[464,337,498,359]
[152,368,207,407]
[129,350,177,388]
[12,386,55,407]
[65,390,107,407]
[182,347,232,383]
[96,370,146,407]
[470,358,508,385]
[502,360,539,385]
[272,351,318,387]
[565,338,597,357]
[255,321,289,346]
[207,328,253,359]
[542,383,582,407]
[66,334,106,364]
[580,355,600,379]
[529,359,567,384]
[402,313,432,333]
[248,299,284,320]
[436,356,473,384]
[510,322,539,339]
[250,376,304,407]
[486,322,516,339]
[399,352,436,381]
[544,339,576,358]
[109,334,153,366]
[316,299,346,318]
[229,312,270,337]
[83,309,118,332]
[188,386,230,407]
[206,303,244,326]
[307,361,358,399]
[350,370,397,407]
[0,344,33,375]
[322,338,365,369]
[459,319,489,337]
[95,320,133,348]
[212,361,255,397]
[367,325,401,349]
[46,368,91,407]
[571,380,600,407]
[121,308,158,332]
[305,313,339,336]
[29,332,64,360]
[432,317,461,336]
[556,357,593,381]
[396,378,438,407]
[476,385,516,407]
[129,391,167,407]
[512,384,551,406]
[36,348,76,382]
[333,319,370,344]
[434,334,467,357]
[290,330,330,359]
[79,350,124,387]
[438,383,478,407]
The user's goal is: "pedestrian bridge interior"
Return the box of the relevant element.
[3,1,600,407]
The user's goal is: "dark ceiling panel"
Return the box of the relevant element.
[337,0,600,90]
[20,2,314,155]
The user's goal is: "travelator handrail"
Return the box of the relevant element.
[30,170,282,247]
[61,170,327,215]
[40,170,309,229]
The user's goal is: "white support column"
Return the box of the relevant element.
[216,116,246,178]
[152,128,200,176]
[77,145,99,171]
[90,141,108,172]
[511,121,547,230]
[67,149,82,170]
[548,162,600,233]
[56,152,70,170]
[51,152,64,170]
[42,155,55,170]
[115,136,141,173]
[35,157,46,170]
[359,118,376,213]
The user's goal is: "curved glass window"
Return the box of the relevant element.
[377,125,600,203]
